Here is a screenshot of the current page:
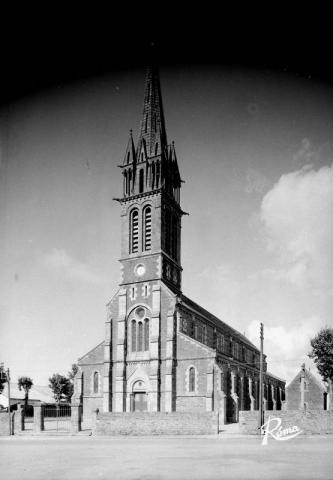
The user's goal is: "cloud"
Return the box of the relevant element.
[246,317,324,382]
[260,163,333,290]
[43,248,103,285]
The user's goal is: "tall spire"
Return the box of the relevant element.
[117,66,182,204]
[137,66,168,158]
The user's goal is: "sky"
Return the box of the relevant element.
[0,64,332,386]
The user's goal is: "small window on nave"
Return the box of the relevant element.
[189,367,196,393]
[93,371,99,394]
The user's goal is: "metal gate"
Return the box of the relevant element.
[23,405,34,431]
[43,404,71,432]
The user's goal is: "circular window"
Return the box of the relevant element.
[135,264,146,277]
[135,307,145,319]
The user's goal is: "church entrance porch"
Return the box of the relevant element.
[132,393,148,412]
[130,380,148,412]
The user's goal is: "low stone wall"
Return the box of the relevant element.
[93,412,219,436]
[239,410,333,435]
[0,412,12,436]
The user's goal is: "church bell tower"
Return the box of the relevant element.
[116,66,184,292]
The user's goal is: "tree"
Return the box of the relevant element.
[308,327,333,410]
[68,363,78,382]
[48,374,71,404]
[67,364,79,403]
[18,376,33,411]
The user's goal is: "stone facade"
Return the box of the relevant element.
[74,66,285,425]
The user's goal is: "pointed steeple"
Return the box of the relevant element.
[137,66,168,159]
[117,66,183,205]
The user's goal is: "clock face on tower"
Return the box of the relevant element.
[135,264,146,277]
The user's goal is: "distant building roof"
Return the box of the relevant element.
[0,383,55,407]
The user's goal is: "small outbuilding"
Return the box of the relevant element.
[285,363,328,411]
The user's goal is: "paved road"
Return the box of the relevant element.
[0,435,332,480]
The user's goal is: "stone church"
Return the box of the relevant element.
[74,66,285,423]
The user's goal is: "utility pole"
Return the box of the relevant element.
[7,368,12,435]
[258,323,264,432]
[0,364,11,435]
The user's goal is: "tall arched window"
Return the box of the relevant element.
[93,371,99,394]
[144,319,149,351]
[130,209,139,253]
[155,143,158,155]
[143,206,152,251]
[138,322,143,351]
[139,169,144,193]
[129,307,151,353]
[189,367,195,392]
[131,319,136,352]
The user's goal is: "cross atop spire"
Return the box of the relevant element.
[137,65,167,158]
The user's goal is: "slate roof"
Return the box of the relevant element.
[178,294,259,352]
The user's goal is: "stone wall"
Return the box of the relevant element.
[0,412,11,435]
[93,411,218,435]
[239,410,333,435]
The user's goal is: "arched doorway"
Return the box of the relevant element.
[131,380,148,412]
